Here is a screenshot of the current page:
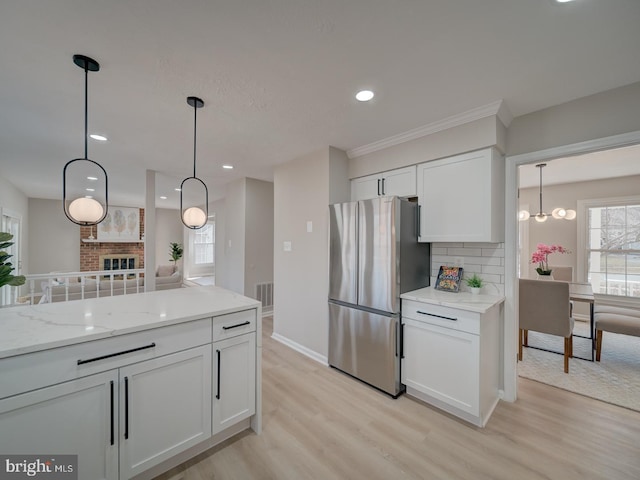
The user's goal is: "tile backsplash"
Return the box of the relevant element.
[431,242,505,295]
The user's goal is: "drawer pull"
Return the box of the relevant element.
[222,321,250,331]
[77,343,156,365]
[416,310,457,322]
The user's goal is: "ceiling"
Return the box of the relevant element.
[1,1,640,209]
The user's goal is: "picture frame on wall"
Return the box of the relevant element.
[97,206,140,242]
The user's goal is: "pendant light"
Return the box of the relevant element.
[518,163,576,222]
[63,55,108,226]
[180,96,208,229]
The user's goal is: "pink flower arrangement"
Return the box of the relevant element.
[530,243,570,275]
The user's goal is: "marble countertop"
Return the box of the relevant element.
[401,287,505,314]
[0,286,260,359]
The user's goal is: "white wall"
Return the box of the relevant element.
[507,81,640,156]
[211,198,226,286]
[155,208,183,270]
[0,176,29,275]
[273,148,349,360]
[222,178,247,294]
[27,198,79,274]
[244,179,274,298]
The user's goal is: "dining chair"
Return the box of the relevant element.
[549,265,573,282]
[519,279,574,373]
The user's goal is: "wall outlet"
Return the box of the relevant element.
[453,257,464,267]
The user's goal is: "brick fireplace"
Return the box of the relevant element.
[79,209,145,272]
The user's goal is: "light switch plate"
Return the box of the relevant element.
[306,221,313,233]
[283,241,292,252]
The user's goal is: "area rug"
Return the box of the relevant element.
[518,321,640,412]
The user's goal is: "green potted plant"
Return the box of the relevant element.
[169,242,184,272]
[0,232,26,288]
[465,273,483,294]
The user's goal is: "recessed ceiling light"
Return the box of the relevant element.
[86,188,95,192]
[85,195,93,199]
[222,165,233,170]
[174,188,181,192]
[555,0,575,3]
[160,196,167,200]
[355,90,374,102]
[87,176,98,181]
[90,134,108,141]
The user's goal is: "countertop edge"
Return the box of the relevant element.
[401,287,505,314]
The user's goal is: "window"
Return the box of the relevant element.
[583,199,640,297]
[193,222,214,265]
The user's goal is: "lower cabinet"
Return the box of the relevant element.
[0,370,119,480]
[0,310,259,480]
[401,299,500,427]
[213,333,256,434]
[120,345,212,479]
[403,319,480,416]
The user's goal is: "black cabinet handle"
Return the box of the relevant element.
[416,310,458,322]
[400,323,405,359]
[377,179,381,196]
[77,343,156,365]
[110,380,114,446]
[381,178,386,195]
[222,321,250,330]
[216,349,221,400]
[124,376,129,440]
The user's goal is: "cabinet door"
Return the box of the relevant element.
[402,319,479,415]
[213,333,256,435]
[418,148,503,242]
[119,345,212,479]
[351,173,382,201]
[381,165,416,198]
[0,371,118,480]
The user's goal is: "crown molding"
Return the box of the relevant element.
[347,100,511,159]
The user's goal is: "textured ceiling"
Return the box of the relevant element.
[1,0,640,208]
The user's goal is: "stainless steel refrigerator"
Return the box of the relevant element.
[328,196,430,397]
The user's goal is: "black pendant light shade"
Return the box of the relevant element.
[63,54,108,226]
[180,96,209,229]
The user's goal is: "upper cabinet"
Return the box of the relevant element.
[351,165,416,201]
[417,148,504,243]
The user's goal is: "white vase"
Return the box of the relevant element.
[470,287,481,294]
[536,273,554,281]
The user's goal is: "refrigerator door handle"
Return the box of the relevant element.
[400,322,404,359]
[417,204,421,240]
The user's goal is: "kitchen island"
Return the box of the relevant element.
[401,287,505,427]
[0,286,262,480]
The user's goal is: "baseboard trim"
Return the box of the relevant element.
[271,332,328,366]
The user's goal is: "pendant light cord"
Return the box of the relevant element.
[538,164,543,214]
[84,63,89,159]
[193,102,197,178]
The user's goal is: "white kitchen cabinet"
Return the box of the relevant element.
[0,370,119,480]
[401,297,501,427]
[417,148,504,242]
[119,345,212,479]
[0,290,262,480]
[351,165,416,201]
[213,333,256,434]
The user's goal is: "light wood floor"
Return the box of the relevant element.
[155,317,640,480]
